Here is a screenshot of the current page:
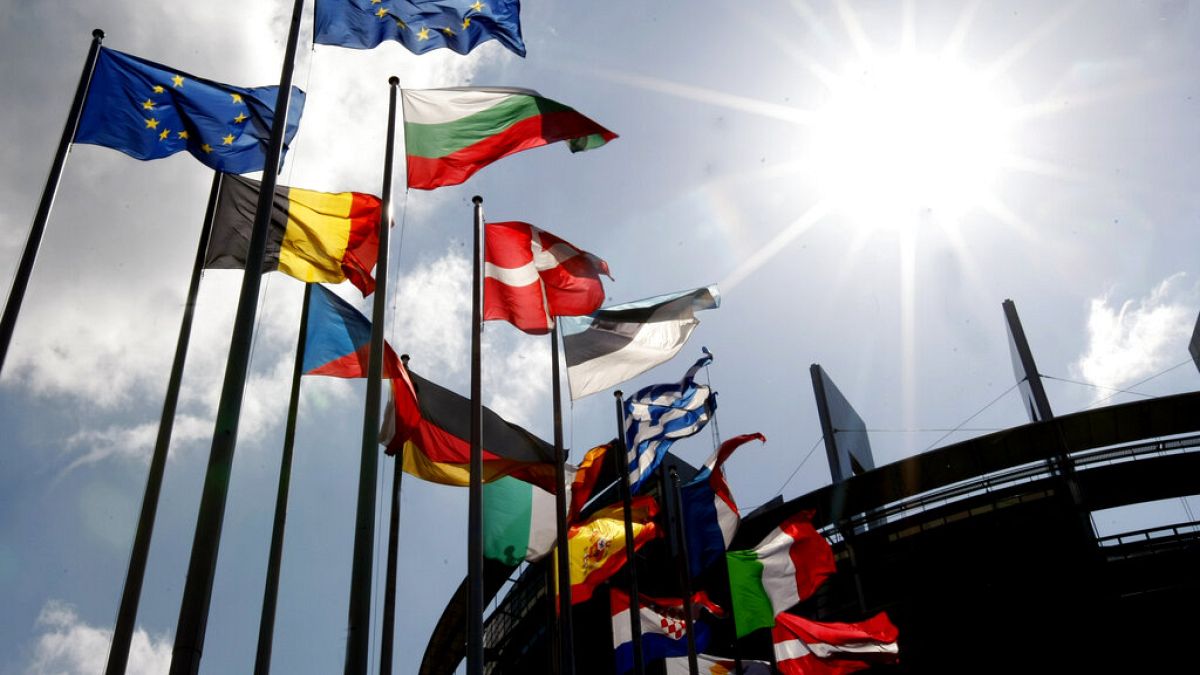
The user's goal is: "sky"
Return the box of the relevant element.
[2,1,1199,673]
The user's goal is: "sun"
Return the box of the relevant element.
[809,54,1014,230]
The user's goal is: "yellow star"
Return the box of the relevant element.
[177,130,189,139]
[394,17,408,29]
[371,0,382,3]
[441,26,455,36]
[376,7,388,18]
[470,1,484,11]
[159,129,170,140]
[461,17,471,29]
[222,133,235,145]
[231,93,243,104]
[141,99,155,110]
[417,26,430,40]
[152,85,165,94]
[145,118,159,129]
[171,74,184,88]
[233,112,247,124]
[201,143,213,153]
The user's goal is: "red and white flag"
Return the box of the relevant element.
[484,221,611,334]
[772,611,899,675]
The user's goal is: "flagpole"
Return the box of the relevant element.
[0,28,104,375]
[378,353,410,675]
[612,391,645,675]
[170,0,305,670]
[252,282,312,675]
[104,170,221,675]
[345,75,400,675]
[467,195,486,675]
[719,554,746,675]
[666,467,700,675]
[550,322,575,675]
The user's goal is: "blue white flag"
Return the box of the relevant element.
[315,0,525,56]
[562,285,719,400]
[623,350,717,492]
[681,433,765,577]
[611,588,721,675]
[74,48,305,174]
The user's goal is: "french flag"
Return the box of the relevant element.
[680,433,766,576]
[610,588,721,675]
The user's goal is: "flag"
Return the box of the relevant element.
[610,588,723,675]
[206,174,382,296]
[773,612,899,675]
[665,655,772,675]
[561,285,720,400]
[314,0,526,57]
[726,511,837,637]
[380,367,557,491]
[565,496,659,604]
[680,433,766,577]
[623,350,718,493]
[482,476,558,565]
[484,221,611,334]
[567,441,612,522]
[74,48,305,174]
[301,284,405,378]
[402,87,616,189]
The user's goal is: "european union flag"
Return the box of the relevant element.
[315,0,525,57]
[74,48,306,175]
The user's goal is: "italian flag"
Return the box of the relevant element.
[726,510,837,637]
[772,611,899,675]
[402,87,617,189]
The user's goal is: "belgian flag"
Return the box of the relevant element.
[205,173,381,295]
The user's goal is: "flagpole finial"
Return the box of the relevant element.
[92,28,105,39]
[400,353,409,364]
[614,390,623,399]
[388,76,399,86]
[472,195,483,205]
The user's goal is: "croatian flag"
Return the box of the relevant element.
[610,588,721,675]
[680,433,766,576]
[623,350,718,492]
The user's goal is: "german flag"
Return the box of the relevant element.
[382,369,558,492]
[205,173,381,295]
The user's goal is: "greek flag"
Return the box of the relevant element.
[623,350,718,492]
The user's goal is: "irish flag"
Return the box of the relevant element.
[402,87,617,189]
[772,611,899,675]
[726,510,837,637]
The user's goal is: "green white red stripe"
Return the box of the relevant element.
[482,476,559,565]
[402,87,617,189]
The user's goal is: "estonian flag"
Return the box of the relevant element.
[561,286,720,400]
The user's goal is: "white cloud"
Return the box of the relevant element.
[25,600,171,675]
[1074,273,1197,398]
[390,247,472,376]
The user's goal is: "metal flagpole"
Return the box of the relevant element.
[104,170,221,675]
[550,323,576,675]
[666,467,700,675]
[170,0,305,670]
[253,282,312,675]
[345,75,400,675]
[378,353,410,675]
[467,195,486,675]
[719,550,746,674]
[0,28,104,375]
[612,391,645,675]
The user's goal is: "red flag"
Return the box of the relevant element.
[567,441,611,522]
[484,221,611,334]
[772,612,899,675]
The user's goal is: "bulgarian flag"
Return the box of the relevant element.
[772,611,899,675]
[401,87,617,189]
[726,510,837,637]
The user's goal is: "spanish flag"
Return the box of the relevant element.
[565,495,660,604]
[205,173,381,295]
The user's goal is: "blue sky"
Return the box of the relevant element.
[2,1,1199,673]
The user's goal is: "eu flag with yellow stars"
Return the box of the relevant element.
[74,48,306,175]
[315,0,525,57]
